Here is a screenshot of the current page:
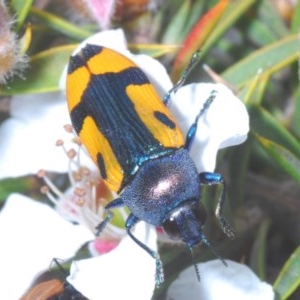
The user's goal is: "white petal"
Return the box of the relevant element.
[169,83,249,172]
[68,222,157,300]
[166,260,274,300]
[0,93,68,178]
[73,29,129,56]
[0,92,96,178]
[0,194,93,299]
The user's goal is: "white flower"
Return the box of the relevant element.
[0,92,71,178]
[0,28,249,299]
[67,223,157,300]
[0,193,93,299]
[166,260,275,300]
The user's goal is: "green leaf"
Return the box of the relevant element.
[246,20,279,46]
[222,34,299,87]
[291,86,300,137]
[202,0,259,55]
[238,69,268,105]
[0,176,39,203]
[273,245,300,299]
[129,44,178,58]
[171,0,230,81]
[256,0,288,38]
[9,0,34,30]
[228,140,250,208]
[250,106,300,160]
[29,7,92,40]
[0,45,76,95]
[183,1,206,38]
[291,0,300,34]
[255,134,300,185]
[249,218,271,280]
[161,0,191,45]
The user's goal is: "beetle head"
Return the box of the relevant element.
[162,200,227,281]
[162,200,207,247]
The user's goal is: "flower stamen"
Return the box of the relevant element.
[37,126,128,247]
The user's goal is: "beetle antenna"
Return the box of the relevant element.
[164,50,201,105]
[189,246,201,282]
[202,234,228,267]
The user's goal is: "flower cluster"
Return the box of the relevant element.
[0,28,274,300]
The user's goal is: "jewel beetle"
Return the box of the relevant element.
[20,259,87,300]
[66,44,235,286]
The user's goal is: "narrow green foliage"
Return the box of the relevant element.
[30,7,92,40]
[9,0,34,30]
[255,134,300,185]
[161,1,191,45]
[274,245,300,299]
[202,0,259,55]
[256,0,288,38]
[251,106,300,160]
[249,218,271,280]
[222,34,299,87]
[291,0,300,33]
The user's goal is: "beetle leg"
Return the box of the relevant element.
[126,214,164,287]
[199,172,236,239]
[185,89,217,150]
[95,197,124,236]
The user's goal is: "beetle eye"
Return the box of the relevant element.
[162,201,207,242]
[162,215,181,240]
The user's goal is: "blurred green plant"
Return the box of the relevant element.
[1,0,300,299]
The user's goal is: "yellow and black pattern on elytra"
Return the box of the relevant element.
[67,45,184,192]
